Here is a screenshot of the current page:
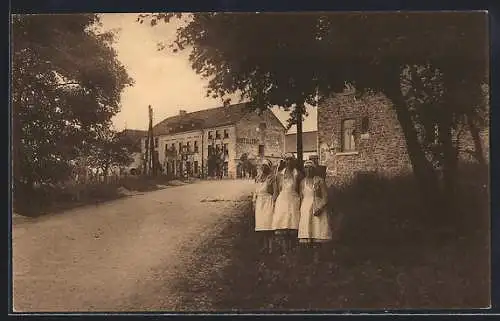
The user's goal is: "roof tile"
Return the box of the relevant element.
[152,103,251,136]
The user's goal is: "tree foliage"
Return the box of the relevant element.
[139,12,488,202]
[87,128,141,178]
[139,12,486,109]
[12,14,133,189]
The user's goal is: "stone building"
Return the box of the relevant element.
[285,131,318,161]
[142,103,286,179]
[317,86,489,185]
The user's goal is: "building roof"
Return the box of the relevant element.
[119,129,148,145]
[285,131,318,153]
[152,103,253,136]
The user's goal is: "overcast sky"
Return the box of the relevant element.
[99,13,317,134]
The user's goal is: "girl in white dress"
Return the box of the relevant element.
[298,160,332,262]
[272,154,302,253]
[252,159,275,253]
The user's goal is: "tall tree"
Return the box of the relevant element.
[12,14,133,194]
[139,12,487,202]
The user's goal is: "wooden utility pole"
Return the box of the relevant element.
[147,105,154,176]
[144,133,149,175]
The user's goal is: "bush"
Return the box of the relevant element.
[193,162,490,310]
[327,163,488,247]
[85,183,121,200]
[13,184,57,216]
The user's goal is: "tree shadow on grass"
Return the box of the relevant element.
[169,164,489,311]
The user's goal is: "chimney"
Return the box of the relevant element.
[179,110,187,116]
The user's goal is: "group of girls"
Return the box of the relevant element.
[252,153,333,262]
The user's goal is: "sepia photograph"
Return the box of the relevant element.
[11,11,490,312]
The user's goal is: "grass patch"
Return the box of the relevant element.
[173,163,489,311]
[13,175,176,217]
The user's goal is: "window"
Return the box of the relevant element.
[186,141,191,152]
[178,142,182,152]
[216,144,221,153]
[154,137,159,148]
[208,131,213,139]
[223,162,228,176]
[164,144,168,155]
[208,145,213,156]
[171,143,175,152]
[342,119,356,152]
[259,122,267,131]
[361,116,369,134]
[194,161,199,174]
[223,143,229,156]
[258,144,265,157]
[215,130,221,139]
[223,129,229,139]
[194,141,199,153]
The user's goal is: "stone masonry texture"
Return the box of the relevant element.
[318,88,489,187]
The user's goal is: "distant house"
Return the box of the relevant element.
[142,103,286,179]
[120,129,147,175]
[285,131,318,161]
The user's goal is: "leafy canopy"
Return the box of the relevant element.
[139,12,487,111]
[12,14,133,186]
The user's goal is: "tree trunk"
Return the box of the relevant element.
[438,113,458,203]
[296,103,304,171]
[440,71,463,204]
[384,80,441,210]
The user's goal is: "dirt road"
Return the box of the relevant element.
[12,179,255,312]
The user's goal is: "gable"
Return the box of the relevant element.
[285,131,318,153]
[236,108,287,131]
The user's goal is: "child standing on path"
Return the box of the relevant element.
[298,160,332,263]
[252,159,275,254]
[272,154,302,253]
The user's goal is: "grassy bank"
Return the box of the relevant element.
[13,175,176,217]
[172,164,490,311]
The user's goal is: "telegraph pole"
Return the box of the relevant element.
[144,107,149,175]
[148,105,154,176]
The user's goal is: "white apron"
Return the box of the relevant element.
[272,169,301,230]
[298,177,332,241]
[253,177,274,231]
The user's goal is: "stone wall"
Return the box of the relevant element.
[235,109,286,168]
[141,109,286,179]
[318,90,412,186]
[318,88,490,187]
